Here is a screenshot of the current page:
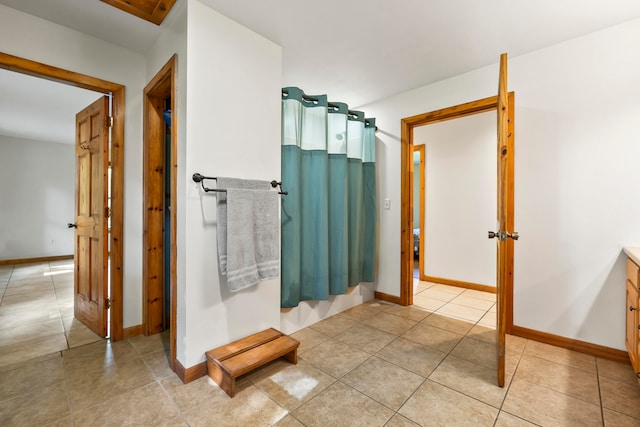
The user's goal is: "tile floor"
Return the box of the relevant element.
[0,260,102,368]
[1,263,640,426]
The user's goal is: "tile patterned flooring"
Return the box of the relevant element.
[2,263,640,426]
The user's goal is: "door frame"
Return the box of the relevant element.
[398,93,515,333]
[412,144,426,282]
[143,55,177,371]
[0,52,125,341]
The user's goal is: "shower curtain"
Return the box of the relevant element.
[281,87,377,308]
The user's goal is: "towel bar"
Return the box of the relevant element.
[192,173,288,195]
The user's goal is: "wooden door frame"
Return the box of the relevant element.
[0,51,125,341]
[397,93,515,334]
[143,55,177,371]
[413,144,426,282]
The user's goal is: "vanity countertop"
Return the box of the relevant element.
[624,247,640,266]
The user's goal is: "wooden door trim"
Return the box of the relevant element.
[0,51,125,341]
[143,55,177,371]
[399,93,514,328]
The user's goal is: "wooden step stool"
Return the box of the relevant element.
[205,328,300,397]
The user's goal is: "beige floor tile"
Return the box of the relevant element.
[597,357,638,384]
[290,327,330,354]
[0,317,63,344]
[402,322,464,353]
[275,415,305,427]
[62,339,139,374]
[128,330,170,355]
[377,337,446,377]
[160,375,226,413]
[4,280,54,296]
[0,381,70,427]
[429,284,467,295]
[603,408,640,426]
[0,332,67,367]
[502,378,602,426]
[494,411,538,426]
[600,375,640,419]
[412,294,447,311]
[341,304,381,322]
[65,355,155,411]
[73,382,186,426]
[378,303,431,322]
[335,323,396,354]
[514,354,600,404]
[467,324,497,344]
[0,354,64,402]
[478,311,497,328]
[450,336,497,370]
[385,414,420,427]
[66,323,104,348]
[365,311,418,335]
[183,382,288,427]
[413,281,430,294]
[399,379,498,426]
[0,288,58,307]
[450,293,496,310]
[342,356,424,411]
[141,348,175,379]
[436,302,487,323]
[420,287,460,302]
[298,338,370,378]
[429,355,509,408]
[523,339,596,373]
[461,289,497,302]
[249,358,336,411]
[292,381,394,427]
[309,313,357,337]
[422,312,476,335]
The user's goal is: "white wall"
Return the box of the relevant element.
[0,4,147,328]
[180,0,282,367]
[416,113,496,287]
[0,136,74,259]
[364,18,640,350]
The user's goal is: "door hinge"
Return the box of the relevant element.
[106,116,114,128]
[105,207,112,218]
[105,298,111,309]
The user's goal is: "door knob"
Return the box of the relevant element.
[507,232,519,240]
[67,223,77,228]
[630,306,637,312]
[488,231,498,239]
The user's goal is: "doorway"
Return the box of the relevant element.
[415,112,497,293]
[399,94,515,331]
[0,52,125,341]
[143,55,177,371]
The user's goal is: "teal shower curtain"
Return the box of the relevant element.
[281,87,377,308]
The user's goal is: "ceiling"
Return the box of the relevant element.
[2,0,640,144]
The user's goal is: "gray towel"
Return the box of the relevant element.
[216,178,279,292]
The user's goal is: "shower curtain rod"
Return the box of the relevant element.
[192,173,288,195]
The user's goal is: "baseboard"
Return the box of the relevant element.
[510,325,629,363]
[374,291,402,305]
[0,254,74,266]
[122,324,143,339]
[423,275,496,294]
[175,359,207,384]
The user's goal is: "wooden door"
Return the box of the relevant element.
[73,96,110,338]
[495,53,514,387]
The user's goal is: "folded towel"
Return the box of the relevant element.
[225,189,279,291]
[216,177,271,275]
[216,177,279,292]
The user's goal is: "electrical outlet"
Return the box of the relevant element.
[384,198,390,210]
